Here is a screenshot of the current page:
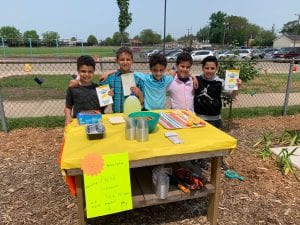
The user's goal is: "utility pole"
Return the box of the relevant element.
[162,0,167,55]
[187,27,192,49]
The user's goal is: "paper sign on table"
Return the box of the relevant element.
[121,73,136,96]
[84,152,132,218]
[224,69,239,91]
[96,85,113,106]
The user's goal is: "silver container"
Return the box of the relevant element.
[125,117,136,140]
[135,118,149,142]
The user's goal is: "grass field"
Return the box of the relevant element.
[0,46,116,57]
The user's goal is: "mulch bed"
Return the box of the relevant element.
[1,115,300,225]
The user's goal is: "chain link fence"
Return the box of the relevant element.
[0,59,300,131]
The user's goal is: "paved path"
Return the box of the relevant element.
[3,93,300,118]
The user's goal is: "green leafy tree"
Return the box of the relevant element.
[280,20,300,34]
[112,31,129,45]
[253,29,276,46]
[209,11,227,44]
[104,37,113,46]
[139,29,161,45]
[70,37,77,41]
[117,0,132,44]
[42,31,60,47]
[87,35,98,46]
[196,25,210,42]
[23,30,39,46]
[0,26,22,46]
[165,34,174,42]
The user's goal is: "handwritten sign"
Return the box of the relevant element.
[224,69,239,91]
[84,152,132,218]
[121,73,136,96]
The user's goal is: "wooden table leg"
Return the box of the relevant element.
[75,175,86,225]
[207,156,222,225]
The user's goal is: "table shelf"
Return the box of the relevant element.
[131,166,215,208]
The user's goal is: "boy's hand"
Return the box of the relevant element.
[130,86,141,96]
[191,74,199,89]
[100,70,117,81]
[237,78,242,88]
[108,88,114,97]
[65,116,72,125]
[69,79,80,88]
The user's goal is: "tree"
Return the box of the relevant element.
[209,11,227,44]
[23,30,39,46]
[87,35,98,46]
[281,20,300,34]
[165,34,174,42]
[42,31,60,47]
[196,25,210,42]
[104,37,113,46]
[111,31,129,45]
[253,29,276,47]
[139,29,161,45]
[0,26,22,46]
[117,0,132,44]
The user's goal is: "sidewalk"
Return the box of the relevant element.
[3,93,300,118]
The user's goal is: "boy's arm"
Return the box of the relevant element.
[100,70,117,81]
[130,86,144,104]
[64,107,73,125]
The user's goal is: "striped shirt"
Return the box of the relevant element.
[100,71,144,113]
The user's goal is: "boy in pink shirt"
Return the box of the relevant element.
[167,52,194,111]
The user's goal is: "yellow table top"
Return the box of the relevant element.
[60,111,237,170]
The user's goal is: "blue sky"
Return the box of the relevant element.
[1,0,299,40]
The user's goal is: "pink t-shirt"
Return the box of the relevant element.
[167,75,194,111]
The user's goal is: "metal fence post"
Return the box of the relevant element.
[0,92,8,132]
[283,60,294,115]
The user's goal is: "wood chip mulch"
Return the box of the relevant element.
[1,114,300,225]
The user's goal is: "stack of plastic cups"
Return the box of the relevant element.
[125,117,136,140]
[135,118,149,142]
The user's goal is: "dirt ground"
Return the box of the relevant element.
[1,115,300,225]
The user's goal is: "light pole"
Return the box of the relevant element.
[162,0,167,55]
[222,22,229,47]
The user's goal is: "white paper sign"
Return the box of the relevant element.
[224,69,239,91]
[121,73,136,96]
[96,85,113,106]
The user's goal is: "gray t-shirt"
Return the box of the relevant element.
[65,83,102,117]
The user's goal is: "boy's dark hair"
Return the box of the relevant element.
[149,53,167,69]
[77,55,96,70]
[116,47,133,60]
[201,56,218,67]
[176,51,193,65]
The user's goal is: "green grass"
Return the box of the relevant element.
[0,75,100,100]
[0,116,65,131]
[240,73,300,93]
[0,46,115,57]
[222,105,300,119]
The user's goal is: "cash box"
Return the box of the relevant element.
[86,124,105,140]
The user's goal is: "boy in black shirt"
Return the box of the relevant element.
[64,55,104,124]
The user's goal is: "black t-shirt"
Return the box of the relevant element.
[65,83,102,117]
[194,75,223,116]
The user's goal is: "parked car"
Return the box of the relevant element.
[273,48,300,59]
[146,49,160,58]
[238,49,252,59]
[165,51,181,61]
[190,50,214,61]
[216,50,237,59]
[260,48,279,58]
